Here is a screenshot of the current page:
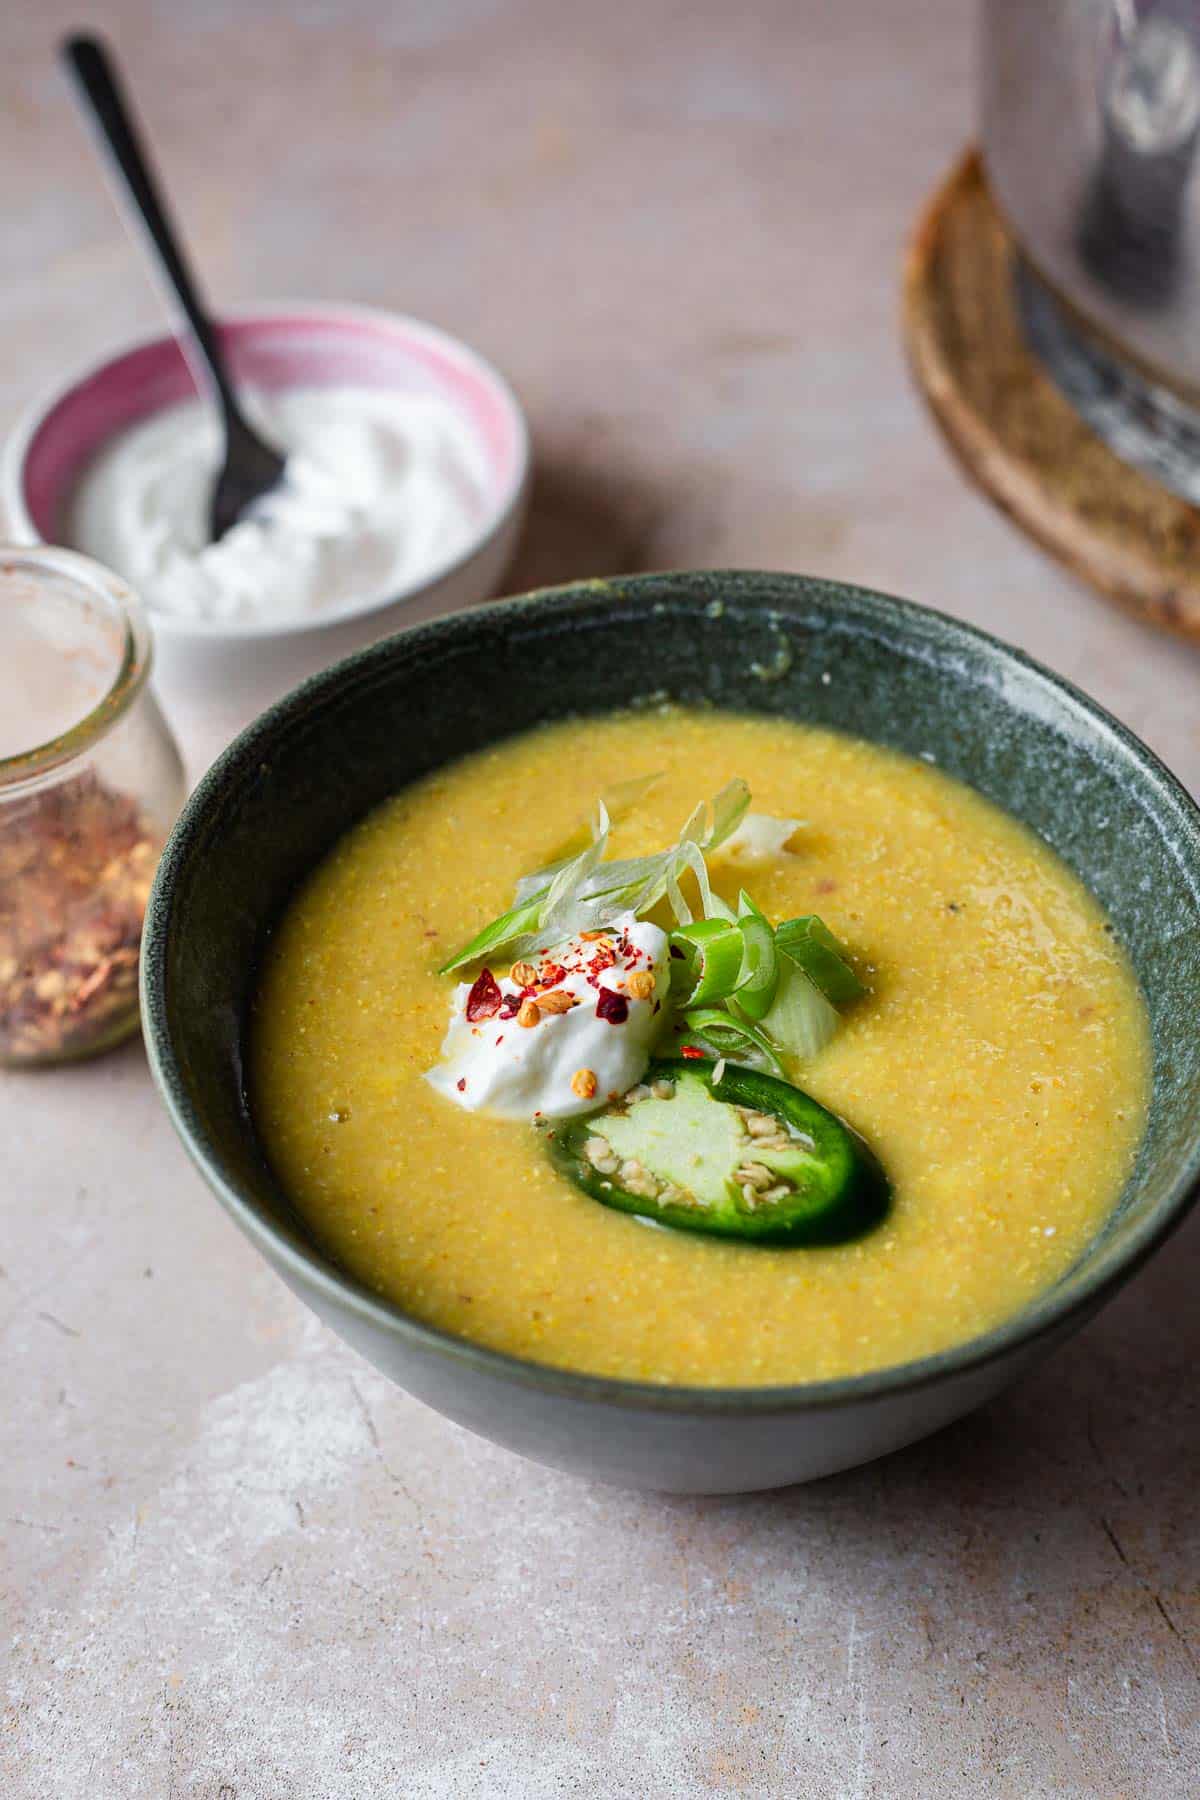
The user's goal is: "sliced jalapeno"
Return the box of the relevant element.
[545,1057,890,1247]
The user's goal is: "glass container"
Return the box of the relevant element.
[0,545,185,1065]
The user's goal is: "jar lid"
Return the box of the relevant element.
[0,544,152,788]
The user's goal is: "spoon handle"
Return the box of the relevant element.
[61,33,243,424]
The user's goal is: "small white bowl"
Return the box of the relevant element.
[1,301,530,642]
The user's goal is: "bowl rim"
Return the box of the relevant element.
[141,570,1200,1414]
[0,298,532,643]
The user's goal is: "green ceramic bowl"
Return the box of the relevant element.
[141,572,1200,1493]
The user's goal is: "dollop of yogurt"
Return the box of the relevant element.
[426,913,669,1119]
[65,386,491,624]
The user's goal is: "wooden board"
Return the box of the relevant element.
[903,148,1200,638]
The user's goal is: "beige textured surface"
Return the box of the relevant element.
[2,3,1198,1795]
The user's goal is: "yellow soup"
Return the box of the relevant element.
[252,710,1149,1386]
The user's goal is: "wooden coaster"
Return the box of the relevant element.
[903,148,1200,638]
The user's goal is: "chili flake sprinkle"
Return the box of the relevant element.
[0,770,162,1064]
[595,988,629,1025]
[465,968,502,1021]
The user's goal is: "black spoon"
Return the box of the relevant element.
[61,34,287,541]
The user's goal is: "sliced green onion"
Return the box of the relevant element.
[441,779,752,970]
[681,1006,786,1075]
[513,775,662,902]
[670,919,745,1006]
[437,891,547,974]
[673,919,731,945]
[757,959,840,1060]
[440,803,615,972]
[599,770,664,820]
[733,911,778,1020]
[774,915,865,1005]
[677,839,729,923]
[705,779,752,850]
[542,804,611,916]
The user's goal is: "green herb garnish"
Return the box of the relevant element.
[439,779,750,973]
[439,782,867,1074]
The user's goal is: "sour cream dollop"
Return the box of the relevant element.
[426,913,669,1119]
[66,386,491,624]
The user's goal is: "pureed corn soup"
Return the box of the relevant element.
[252,709,1149,1387]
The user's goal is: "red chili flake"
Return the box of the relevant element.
[595,988,629,1025]
[680,1044,706,1059]
[456,1078,467,1091]
[466,968,501,1021]
[539,963,566,987]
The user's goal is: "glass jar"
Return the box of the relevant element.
[0,545,185,1066]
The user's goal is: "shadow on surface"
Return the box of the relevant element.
[669,1207,1200,1611]
[153,451,664,726]
[625,1222,1200,1792]
[501,455,665,595]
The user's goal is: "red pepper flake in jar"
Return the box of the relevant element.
[465,968,502,1021]
[595,988,629,1025]
[0,769,162,1065]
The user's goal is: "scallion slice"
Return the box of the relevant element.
[670,919,746,1006]
[733,911,778,1020]
[434,891,547,974]
[440,778,750,972]
[756,958,840,1060]
[681,1006,786,1075]
[774,915,865,1005]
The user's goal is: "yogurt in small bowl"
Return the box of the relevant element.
[2,304,530,640]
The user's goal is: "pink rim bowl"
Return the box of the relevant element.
[0,302,531,642]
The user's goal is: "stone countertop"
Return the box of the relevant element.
[3,3,1198,1795]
